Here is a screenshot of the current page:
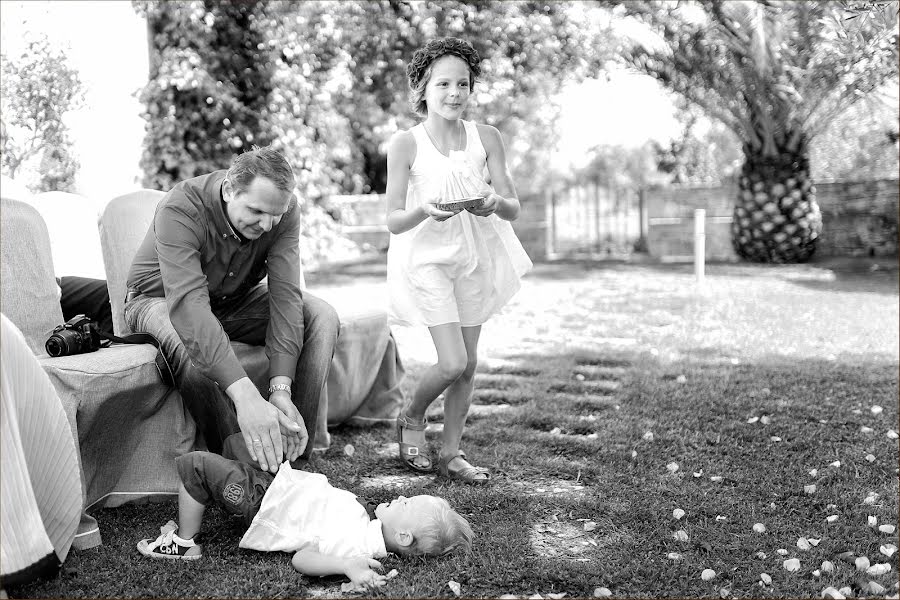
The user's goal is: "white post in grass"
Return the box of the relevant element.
[694,208,706,285]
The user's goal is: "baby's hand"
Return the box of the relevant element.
[467,192,500,217]
[345,556,387,591]
[423,201,460,222]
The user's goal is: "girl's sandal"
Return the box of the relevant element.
[397,411,433,473]
[437,450,490,484]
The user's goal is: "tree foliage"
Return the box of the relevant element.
[0,34,82,192]
[618,0,899,159]
[134,1,610,199]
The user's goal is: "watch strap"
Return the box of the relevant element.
[268,383,292,395]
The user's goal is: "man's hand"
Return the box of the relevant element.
[344,556,387,591]
[268,391,308,461]
[227,378,301,473]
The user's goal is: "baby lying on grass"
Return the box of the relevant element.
[137,434,472,590]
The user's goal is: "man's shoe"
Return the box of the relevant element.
[137,521,202,560]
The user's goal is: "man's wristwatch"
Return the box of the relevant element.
[268,383,292,395]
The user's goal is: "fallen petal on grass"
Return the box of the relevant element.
[777,549,789,556]
[715,515,726,522]
[701,569,716,581]
[871,405,883,415]
[880,544,897,558]
[693,470,703,478]
[673,508,685,520]
[809,469,818,476]
[676,375,687,384]
[760,573,772,585]
[783,558,801,572]
[756,551,767,559]
[861,426,874,434]
[667,552,682,561]
[868,515,878,527]
[809,538,820,546]
[838,587,852,597]
[821,561,835,572]
[771,436,782,442]
[829,460,841,468]
[760,415,772,424]
[820,587,846,599]
[804,484,817,494]
[826,515,839,523]
[867,582,886,594]
[866,563,892,576]
[386,569,399,579]
[583,521,597,532]
[631,450,638,459]
[666,462,679,473]
[879,524,896,534]
[797,537,811,551]
[343,444,355,457]
[674,530,689,542]
[855,556,870,571]
[753,523,766,533]
[866,454,876,462]
[888,430,899,440]
[812,569,821,577]
[710,476,723,483]
[448,581,462,597]
[642,431,654,441]
[747,416,759,424]
[547,593,567,599]
[593,587,611,597]
[718,587,729,598]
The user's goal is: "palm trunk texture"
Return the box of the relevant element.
[731,139,823,263]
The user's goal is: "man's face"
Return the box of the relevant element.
[223,176,292,240]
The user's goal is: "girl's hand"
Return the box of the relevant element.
[467,192,501,217]
[423,201,460,222]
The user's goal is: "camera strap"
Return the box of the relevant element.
[98,331,176,388]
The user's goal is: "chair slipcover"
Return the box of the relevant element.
[1,196,193,550]
[1,314,81,584]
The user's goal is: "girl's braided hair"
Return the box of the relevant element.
[407,37,481,117]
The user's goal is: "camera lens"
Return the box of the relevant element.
[45,336,66,357]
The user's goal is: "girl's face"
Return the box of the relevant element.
[423,55,472,120]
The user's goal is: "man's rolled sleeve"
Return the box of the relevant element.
[156,201,248,389]
[264,199,304,381]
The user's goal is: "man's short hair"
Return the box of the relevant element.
[413,498,474,557]
[227,146,295,195]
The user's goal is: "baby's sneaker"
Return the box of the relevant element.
[137,521,202,560]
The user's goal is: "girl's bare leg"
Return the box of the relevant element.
[400,323,467,469]
[439,325,486,478]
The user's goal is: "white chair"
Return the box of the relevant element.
[0,196,194,550]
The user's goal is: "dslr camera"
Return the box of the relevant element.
[45,314,102,357]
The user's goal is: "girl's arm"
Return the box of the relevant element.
[474,124,521,222]
[385,130,457,234]
[291,550,387,589]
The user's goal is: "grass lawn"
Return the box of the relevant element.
[9,257,898,599]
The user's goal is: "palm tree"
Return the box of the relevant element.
[620,0,898,262]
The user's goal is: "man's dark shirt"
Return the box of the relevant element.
[127,170,304,389]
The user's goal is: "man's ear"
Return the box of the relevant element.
[222,178,233,202]
[393,530,415,549]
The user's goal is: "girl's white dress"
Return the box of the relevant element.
[387,119,532,327]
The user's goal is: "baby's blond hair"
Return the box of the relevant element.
[411,497,473,556]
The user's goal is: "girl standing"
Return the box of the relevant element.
[385,37,532,483]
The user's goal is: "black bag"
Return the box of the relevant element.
[45,314,175,387]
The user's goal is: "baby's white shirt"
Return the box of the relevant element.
[239,463,387,559]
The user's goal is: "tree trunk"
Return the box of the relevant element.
[730,138,822,263]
